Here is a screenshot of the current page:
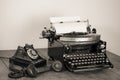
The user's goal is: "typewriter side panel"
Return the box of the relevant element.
[48,41,64,61]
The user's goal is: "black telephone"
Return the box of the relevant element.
[8,44,47,78]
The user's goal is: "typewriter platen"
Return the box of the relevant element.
[42,17,113,72]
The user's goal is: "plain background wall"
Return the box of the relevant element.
[0,0,120,55]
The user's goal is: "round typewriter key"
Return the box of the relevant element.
[84,62,87,64]
[82,57,85,59]
[97,53,99,55]
[63,54,66,57]
[97,58,99,60]
[91,59,93,61]
[79,54,82,56]
[82,53,85,56]
[80,57,82,59]
[81,60,83,62]
[85,59,87,61]
[75,60,78,62]
[91,62,93,64]
[70,55,73,57]
[97,61,99,63]
[88,62,90,64]
[100,53,102,55]
[76,57,79,59]
[76,63,78,65]
[67,55,70,58]
[95,55,97,58]
[68,62,71,64]
[72,60,75,62]
[86,56,88,59]
[89,56,91,58]
[101,49,106,52]
[88,59,90,61]
[71,63,74,66]
[102,55,105,57]
[94,61,96,64]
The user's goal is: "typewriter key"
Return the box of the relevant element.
[71,63,74,66]
[79,60,81,62]
[93,61,96,64]
[75,63,78,65]
[78,63,81,65]
[86,56,88,59]
[89,56,91,58]
[85,62,87,64]
[70,58,73,60]
[85,59,87,61]
[91,59,93,61]
[75,60,78,62]
[68,62,71,64]
[88,59,90,61]
[82,57,85,59]
[67,55,70,58]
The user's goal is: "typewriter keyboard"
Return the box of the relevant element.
[63,52,109,70]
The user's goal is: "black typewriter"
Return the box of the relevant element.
[42,17,113,72]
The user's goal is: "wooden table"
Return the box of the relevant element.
[0,49,120,80]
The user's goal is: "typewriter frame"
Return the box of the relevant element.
[42,18,113,72]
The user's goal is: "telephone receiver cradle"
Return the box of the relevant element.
[9,44,48,78]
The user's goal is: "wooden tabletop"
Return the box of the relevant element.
[0,49,120,80]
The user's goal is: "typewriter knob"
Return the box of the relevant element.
[52,60,63,72]
[100,44,105,49]
[92,28,97,33]
[64,44,71,53]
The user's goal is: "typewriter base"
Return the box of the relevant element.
[65,63,113,72]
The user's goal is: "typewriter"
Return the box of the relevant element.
[42,17,113,72]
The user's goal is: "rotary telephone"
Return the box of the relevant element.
[8,44,47,78]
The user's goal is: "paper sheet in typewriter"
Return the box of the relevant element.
[50,17,89,35]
